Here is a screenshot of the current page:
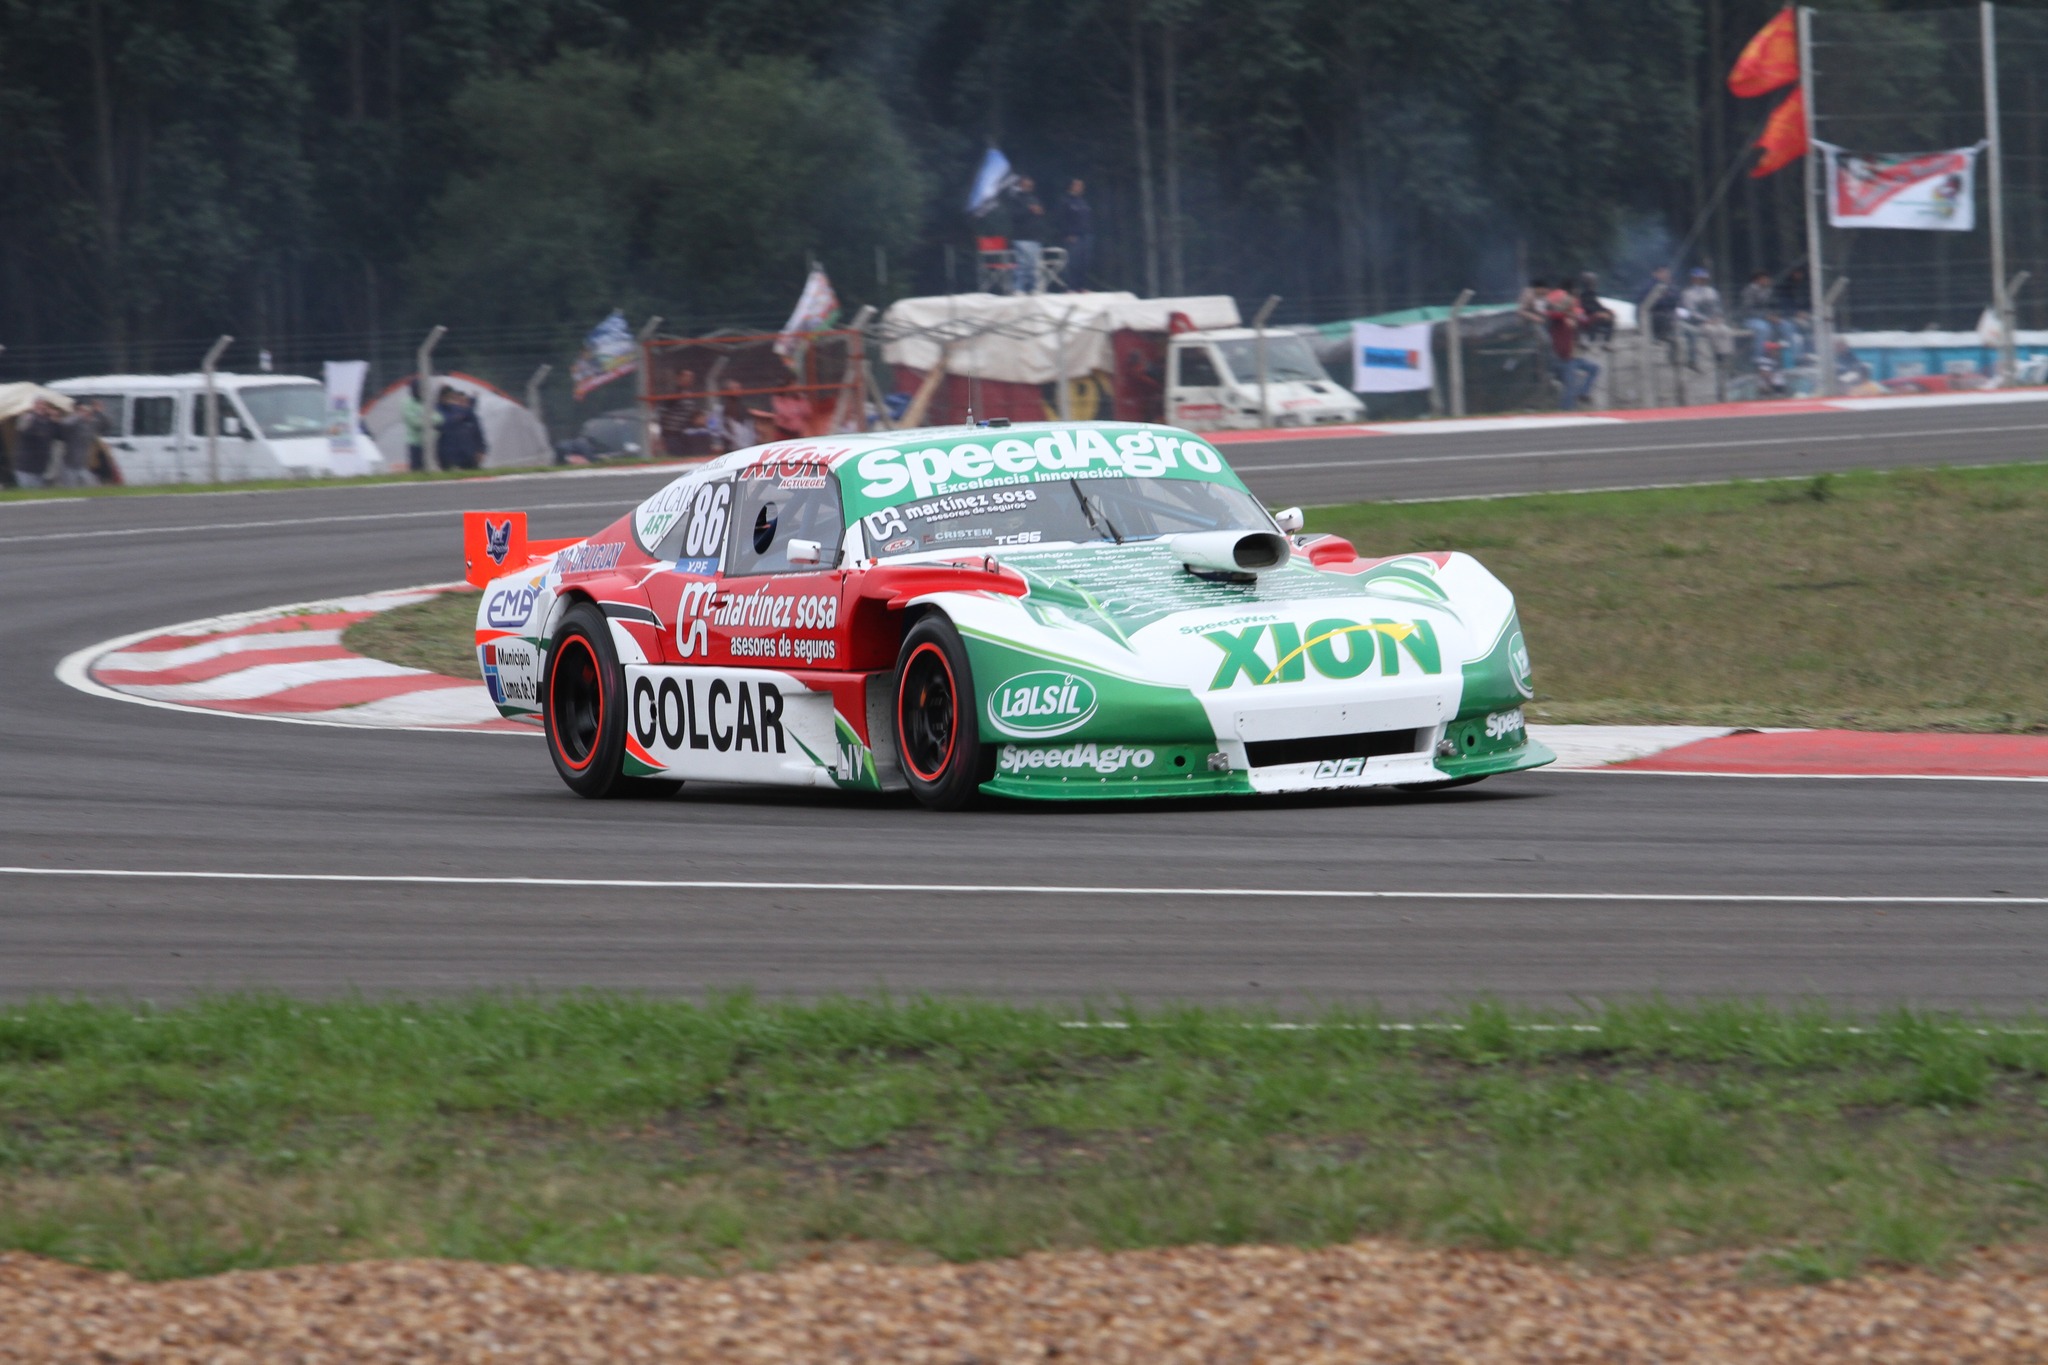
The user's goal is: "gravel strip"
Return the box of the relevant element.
[6,1241,2048,1363]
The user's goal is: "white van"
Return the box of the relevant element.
[47,372,383,485]
[1165,328,1365,431]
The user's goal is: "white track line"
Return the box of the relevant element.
[0,499,628,546]
[1231,422,2048,475]
[0,866,2039,904]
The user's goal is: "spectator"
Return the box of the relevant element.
[1677,267,1728,371]
[1516,277,1550,327]
[1776,265,1815,358]
[403,381,428,471]
[1575,272,1616,345]
[1541,285,1600,411]
[1059,179,1094,291]
[1638,266,1680,351]
[14,400,60,488]
[1007,175,1047,294]
[1740,270,1802,370]
[59,398,108,487]
[436,388,487,470]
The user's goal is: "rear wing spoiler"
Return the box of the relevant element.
[462,511,581,588]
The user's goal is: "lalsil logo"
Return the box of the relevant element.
[484,518,513,565]
[987,670,1098,738]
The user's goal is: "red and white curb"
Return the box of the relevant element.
[55,596,2048,776]
[56,585,531,734]
[1209,386,2048,446]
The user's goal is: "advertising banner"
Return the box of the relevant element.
[1349,322,1434,394]
[1824,144,1980,231]
[322,359,370,476]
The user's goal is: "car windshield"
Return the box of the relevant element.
[237,384,328,439]
[860,475,1276,557]
[1214,335,1325,384]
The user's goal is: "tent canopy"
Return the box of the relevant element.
[0,383,76,423]
[880,292,1241,385]
[363,373,552,470]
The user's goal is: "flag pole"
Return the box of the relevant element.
[1982,2,2014,382]
[1797,6,1833,397]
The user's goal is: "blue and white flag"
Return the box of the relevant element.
[966,147,1016,217]
[572,310,639,400]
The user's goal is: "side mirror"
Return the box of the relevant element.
[223,415,245,437]
[787,538,822,566]
[1274,506,1305,533]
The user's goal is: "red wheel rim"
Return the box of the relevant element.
[897,642,958,783]
[549,635,604,771]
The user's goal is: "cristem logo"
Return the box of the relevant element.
[1203,618,1441,690]
[998,743,1155,775]
[856,428,1224,502]
[987,670,1098,737]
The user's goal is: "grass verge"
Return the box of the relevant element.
[344,587,481,682]
[7,994,2048,1282]
[349,461,2048,731]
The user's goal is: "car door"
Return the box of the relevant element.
[711,466,852,673]
[1168,343,1230,430]
[119,392,184,483]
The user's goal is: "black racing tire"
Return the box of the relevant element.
[894,614,991,811]
[544,601,631,798]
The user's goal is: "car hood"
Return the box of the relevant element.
[923,540,1527,736]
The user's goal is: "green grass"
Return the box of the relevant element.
[1314,462,2048,730]
[349,462,2048,732]
[344,588,481,682]
[8,995,2048,1280]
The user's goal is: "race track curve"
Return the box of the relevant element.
[3,404,2045,1010]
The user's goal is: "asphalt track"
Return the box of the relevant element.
[4,402,2046,1009]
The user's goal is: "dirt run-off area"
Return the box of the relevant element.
[9,1239,2048,1364]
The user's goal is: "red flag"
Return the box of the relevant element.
[1729,8,1799,99]
[1750,87,1809,177]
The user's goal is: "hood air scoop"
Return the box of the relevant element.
[1168,529,1292,582]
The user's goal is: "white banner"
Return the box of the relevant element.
[323,360,370,477]
[1824,144,1979,231]
[1350,322,1434,394]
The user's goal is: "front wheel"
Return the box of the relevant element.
[894,615,990,811]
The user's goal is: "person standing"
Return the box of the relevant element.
[403,381,428,471]
[59,398,108,486]
[436,389,487,471]
[1678,267,1727,371]
[14,400,60,488]
[1541,285,1600,411]
[1059,179,1094,291]
[1007,175,1046,295]
[1639,266,1680,357]
[1575,272,1616,345]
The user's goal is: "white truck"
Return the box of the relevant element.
[47,372,381,484]
[1163,327,1363,431]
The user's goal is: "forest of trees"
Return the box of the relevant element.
[1,0,2042,403]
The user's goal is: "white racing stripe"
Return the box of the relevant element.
[0,866,2039,904]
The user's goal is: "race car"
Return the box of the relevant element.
[464,420,1553,809]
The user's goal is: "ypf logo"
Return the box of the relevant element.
[484,518,513,565]
[987,670,1098,738]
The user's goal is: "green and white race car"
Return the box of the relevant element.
[467,420,1554,808]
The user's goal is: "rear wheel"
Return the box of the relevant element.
[894,615,989,811]
[546,601,679,798]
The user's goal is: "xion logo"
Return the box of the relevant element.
[1203,618,1441,690]
[632,676,786,755]
[484,518,512,565]
[986,670,1098,737]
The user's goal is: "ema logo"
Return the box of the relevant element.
[484,518,513,565]
[1362,348,1420,371]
